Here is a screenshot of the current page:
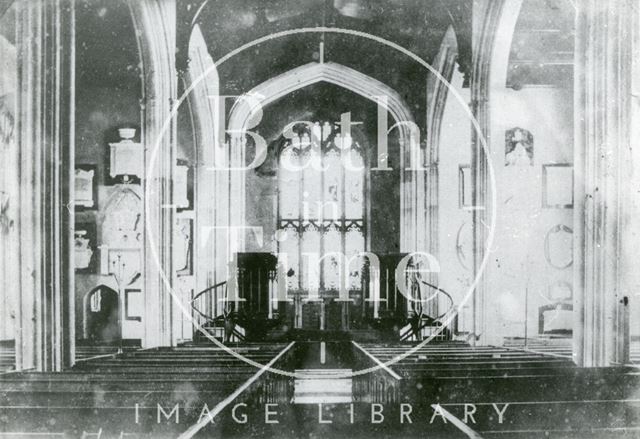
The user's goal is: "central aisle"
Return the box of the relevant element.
[292,341,355,404]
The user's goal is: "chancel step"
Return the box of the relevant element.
[294,369,353,404]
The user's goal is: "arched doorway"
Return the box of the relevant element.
[84,286,121,343]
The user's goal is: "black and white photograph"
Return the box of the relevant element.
[0,0,639,437]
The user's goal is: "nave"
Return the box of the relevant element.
[0,0,639,437]
[2,339,639,438]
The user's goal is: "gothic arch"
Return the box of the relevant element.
[228,61,415,135]
[225,61,419,259]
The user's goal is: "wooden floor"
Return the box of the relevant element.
[0,341,638,438]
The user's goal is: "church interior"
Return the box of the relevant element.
[1,0,640,437]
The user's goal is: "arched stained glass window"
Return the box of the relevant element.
[277,122,366,294]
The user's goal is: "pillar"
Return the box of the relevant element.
[573,0,636,367]
[128,0,177,348]
[469,0,506,344]
[12,0,75,371]
[425,26,458,318]
[185,25,219,322]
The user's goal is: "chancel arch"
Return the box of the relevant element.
[227,61,414,138]
[191,61,423,329]
[227,63,418,249]
[226,62,415,249]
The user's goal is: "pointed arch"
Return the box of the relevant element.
[228,61,414,135]
[225,61,420,258]
[191,60,426,325]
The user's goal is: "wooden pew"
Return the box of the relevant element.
[353,341,640,437]
[0,343,291,437]
[0,340,15,373]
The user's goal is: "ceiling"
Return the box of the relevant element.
[76,0,141,91]
[179,0,472,128]
[73,0,472,126]
[507,0,575,88]
[21,0,575,99]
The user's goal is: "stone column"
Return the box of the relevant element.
[574,0,636,367]
[12,0,75,371]
[184,24,219,325]
[469,0,505,344]
[426,26,458,318]
[128,0,177,348]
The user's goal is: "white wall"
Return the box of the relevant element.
[485,86,574,344]
[438,67,473,334]
[438,66,575,344]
